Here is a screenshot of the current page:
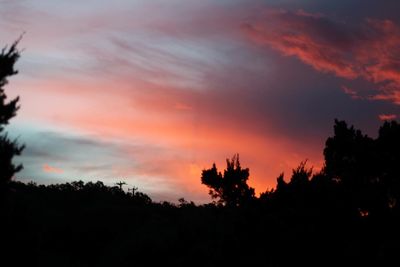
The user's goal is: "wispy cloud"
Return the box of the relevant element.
[378,114,397,121]
[341,86,362,100]
[43,164,63,174]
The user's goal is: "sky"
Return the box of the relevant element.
[1,0,400,202]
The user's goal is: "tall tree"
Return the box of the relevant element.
[201,154,255,206]
[0,40,24,189]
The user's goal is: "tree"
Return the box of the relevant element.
[0,40,24,190]
[323,119,377,187]
[289,160,312,189]
[261,162,313,206]
[377,120,400,210]
[201,154,255,206]
[323,119,397,215]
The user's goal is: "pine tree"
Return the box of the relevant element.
[0,40,24,189]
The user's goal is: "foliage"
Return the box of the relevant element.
[323,119,400,215]
[201,154,255,206]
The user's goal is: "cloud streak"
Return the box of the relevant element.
[43,164,63,174]
[379,114,397,121]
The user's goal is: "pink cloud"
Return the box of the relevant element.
[378,114,397,121]
[43,164,64,174]
[341,86,362,99]
[242,9,400,104]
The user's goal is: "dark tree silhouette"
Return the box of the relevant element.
[323,120,377,187]
[377,120,400,208]
[201,154,255,206]
[289,160,313,188]
[260,161,314,207]
[0,40,24,190]
[323,119,400,215]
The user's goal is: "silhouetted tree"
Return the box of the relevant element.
[261,161,313,207]
[178,197,195,207]
[289,161,312,188]
[0,40,24,191]
[377,120,400,211]
[324,120,377,187]
[323,119,400,215]
[201,154,255,206]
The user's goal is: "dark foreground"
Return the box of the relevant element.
[2,180,400,267]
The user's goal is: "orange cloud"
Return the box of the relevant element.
[243,9,400,104]
[43,164,64,174]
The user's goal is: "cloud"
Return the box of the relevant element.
[378,114,397,121]
[43,164,63,174]
[242,9,400,104]
[342,86,362,99]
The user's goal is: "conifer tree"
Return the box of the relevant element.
[0,40,24,189]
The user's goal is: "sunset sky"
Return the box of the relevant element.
[1,0,400,202]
